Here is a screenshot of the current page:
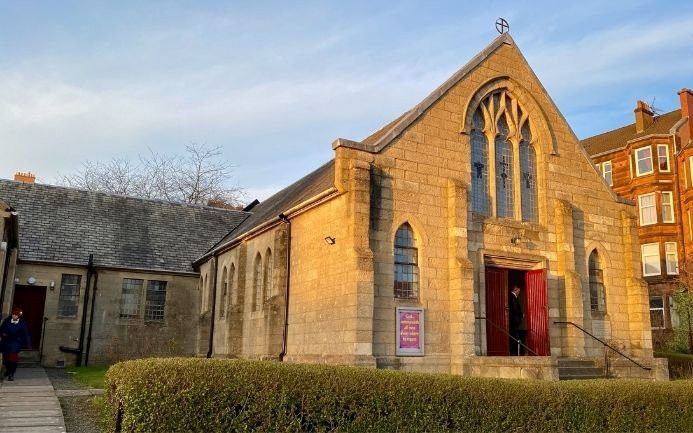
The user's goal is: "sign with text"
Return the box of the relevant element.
[396,307,424,356]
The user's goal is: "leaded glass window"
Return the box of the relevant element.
[58,274,81,318]
[495,116,514,218]
[264,250,273,301]
[394,223,419,299]
[219,267,228,319]
[120,278,143,319]
[145,280,167,321]
[520,122,538,222]
[229,264,237,306]
[253,253,263,310]
[471,109,489,214]
[588,250,606,313]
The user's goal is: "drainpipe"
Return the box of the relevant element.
[278,213,291,362]
[0,210,17,317]
[84,270,99,366]
[672,118,689,267]
[206,255,218,358]
[76,254,94,366]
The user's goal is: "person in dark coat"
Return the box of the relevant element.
[0,307,31,381]
[508,285,527,356]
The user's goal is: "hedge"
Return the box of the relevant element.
[656,351,693,379]
[105,358,693,433]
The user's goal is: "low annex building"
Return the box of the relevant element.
[0,176,247,366]
[196,34,667,380]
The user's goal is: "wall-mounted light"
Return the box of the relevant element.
[13,278,19,284]
[0,241,7,252]
[510,237,523,245]
[324,236,336,245]
[50,281,56,290]
[27,277,36,285]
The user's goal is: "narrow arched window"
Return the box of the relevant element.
[253,253,263,311]
[229,264,237,306]
[471,108,489,214]
[219,266,228,319]
[520,122,538,222]
[588,250,606,313]
[394,223,419,299]
[201,275,208,313]
[495,115,514,218]
[264,249,273,301]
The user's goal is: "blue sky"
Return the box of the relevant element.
[1,1,693,201]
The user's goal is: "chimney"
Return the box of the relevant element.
[679,88,693,145]
[13,172,36,183]
[634,100,654,133]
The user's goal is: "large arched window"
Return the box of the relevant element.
[264,249,273,301]
[471,109,489,214]
[495,116,514,218]
[520,122,538,222]
[253,253,263,311]
[394,223,419,299]
[229,264,237,307]
[219,266,228,319]
[588,250,606,313]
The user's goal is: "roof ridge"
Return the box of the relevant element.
[0,178,250,214]
[581,108,680,142]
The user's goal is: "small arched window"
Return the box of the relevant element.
[219,266,228,319]
[588,250,606,313]
[495,116,514,218]
[229,264,237,307]
[264,249,273,301]
[394,223,419,299]
[520,122,538,222]
[201,275,208,313]
[471,109,489,214]
[253,253,263,311]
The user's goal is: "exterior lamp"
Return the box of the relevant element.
[324,236,336,245]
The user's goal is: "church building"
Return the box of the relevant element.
[195,34,667,380]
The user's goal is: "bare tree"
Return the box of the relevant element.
[57,144,244,208]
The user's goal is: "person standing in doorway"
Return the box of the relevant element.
[0,307,31,381]
[509,285,527,356]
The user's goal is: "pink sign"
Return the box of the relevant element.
[397,308,424,355]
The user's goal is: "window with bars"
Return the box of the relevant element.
[253,254,263,310]
[219,267,228,319]
[470,109,489,214]
[638,193,657,226]
[601,161,613,186]
[665,242,679,275]
[264,250,273,301]
[58,274,81,318]
[662,191,675,223]
[119,278,143,319]
[657,145,670,172]
[145,280,167,321]
[520,126,537,222]
[649,296,665,329]
[394,223,419,299]
[588,250,606,313]
[495,116,514,219]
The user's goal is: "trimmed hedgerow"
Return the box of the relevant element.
[104,358,693,433]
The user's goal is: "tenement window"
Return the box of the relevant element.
[657,145,670,172]
[641,243,661,277]
[635,146,653,176]
[638,193,657,226]
[601,161,613,186]
[662,191,674,223]
[119,278,143,319]
[145,280,167,321]
[58,274,81,318]
[665,242,679,275]
[588,250,606,313]
[394,223,419,299]
[649,296,665,329]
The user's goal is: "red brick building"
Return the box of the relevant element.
[583,89,693,342]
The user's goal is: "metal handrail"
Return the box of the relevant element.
[554,321,651,371]
[38,317,47,366]
[476,316,539,356]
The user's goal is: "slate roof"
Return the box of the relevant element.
[0,179,249,273]
[206,160,335,255]
[581,109,682,156]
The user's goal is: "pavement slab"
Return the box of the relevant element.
[0,367,66,433]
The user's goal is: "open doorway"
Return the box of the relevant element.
[12,285,47,350]
[484,267,549,356]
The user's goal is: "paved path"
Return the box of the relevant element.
[0,367,66,433]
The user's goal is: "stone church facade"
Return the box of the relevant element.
[196,34,667,380]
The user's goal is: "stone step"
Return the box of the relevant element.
[558,367,605,376]
[557,359,597,368]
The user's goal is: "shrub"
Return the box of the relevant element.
[656,351,693,379]
[105,358,693,433]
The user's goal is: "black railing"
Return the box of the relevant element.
[38,317,47,366]
[476,316,539,356]
[554,321,651,376]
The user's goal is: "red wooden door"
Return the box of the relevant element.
[12,285,47,350]
[524,270,550,356]
[485,267,509,356]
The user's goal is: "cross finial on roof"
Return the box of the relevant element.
[495,18,510,34]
